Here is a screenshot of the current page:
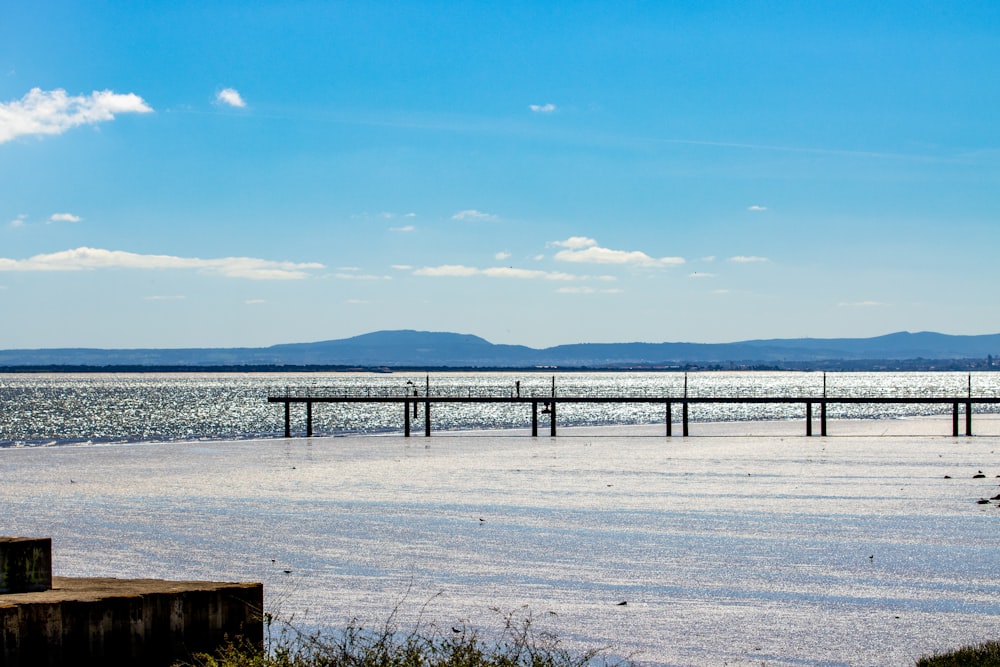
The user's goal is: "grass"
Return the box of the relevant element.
[178,607,633,667]
[176,597,1000,667]
[916,640,1000,667]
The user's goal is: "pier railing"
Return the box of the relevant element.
[267,393,1000,438]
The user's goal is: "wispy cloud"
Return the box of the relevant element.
[529,103,557,113]
[747,205,767,211]
[0,88,152,143]
[482,267,575,280]
[413,264,479,278]
[728,256,769,263]
[452,209,498,222]
[647,136,938,162]
[414,264,577,281]
[144,295,186,301]
[332,271,391,280]
[0,247,323,280]
[688,272,716,279]
[216,88,246,108]
[552,237,684,267]
[49,212,81,223]
[245,299,267,305]
[389,225,415,232]
[8,214,27,228]
[495,251,511,261]
[556,286,623,294]
[837,300,885,307]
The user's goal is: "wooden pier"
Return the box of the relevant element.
[268,394,1000,438]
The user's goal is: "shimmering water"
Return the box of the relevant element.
[2,371,999,447]
[2,426,999,666]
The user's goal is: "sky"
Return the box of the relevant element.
[1,1,998,350]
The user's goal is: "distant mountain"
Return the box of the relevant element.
[1,330,999,369]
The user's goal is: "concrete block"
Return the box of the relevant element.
[0,537,52,594]
[1,577,263,667]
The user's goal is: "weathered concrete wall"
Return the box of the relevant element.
[1,577,263,667]
[0,537,52,594]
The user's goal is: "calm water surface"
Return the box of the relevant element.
[2,371,1000,665]
[2,371,999,447]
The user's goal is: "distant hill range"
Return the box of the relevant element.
[1,330,1000,371]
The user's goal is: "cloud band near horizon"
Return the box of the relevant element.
[0,247,323,280]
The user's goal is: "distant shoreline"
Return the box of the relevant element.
[1,361,997,373]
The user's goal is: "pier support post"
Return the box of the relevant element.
[531,401,538,437]
[425,401,431,437]
[966,402,972,436]
[284,401,291,438]
[404,401,411,437]
[953,403,959,437]
[665,401,672,437]
[550,402,557,437]
[820,401,827,436]
[306,401,313,437]
[806,402,812,436]
[682,401,689,437]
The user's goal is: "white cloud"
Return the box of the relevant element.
[9,214,27,228]
[413,264,480,277]
[0,88,152,143]
[414,264,578,281]
[701,256,716,262]
[495,251,511,261]
[245,299,267,305]
[529,103,557,113]
[333,272,391,280]
[144,295,186,301]
[390,225,415,232]
[482,267,576,281]
[688,272,716,279]
[552,236,597,250]
[49,213,81,223]
[391,264,413,271]
[748,205,768,211]
[728,256,769,263]
[0,247,323,280]
[451,209,498,222]
[216,88,246,108]
[552,237,684,267]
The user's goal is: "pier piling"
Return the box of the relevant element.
[269,393,997,438]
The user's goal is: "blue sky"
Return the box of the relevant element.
[1,1,998,350]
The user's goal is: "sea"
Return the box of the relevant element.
[2,370,1000,447]
[2,371,1000,666]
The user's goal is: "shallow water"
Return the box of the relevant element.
[2,420,999,666]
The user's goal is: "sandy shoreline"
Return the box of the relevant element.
[2,418,999,666]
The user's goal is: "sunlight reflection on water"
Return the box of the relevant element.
[2,420,999,666]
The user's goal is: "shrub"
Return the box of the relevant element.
[180,609,632,667]
[916,640,1000,667]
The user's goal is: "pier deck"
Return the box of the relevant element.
[268,394,1000,438]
